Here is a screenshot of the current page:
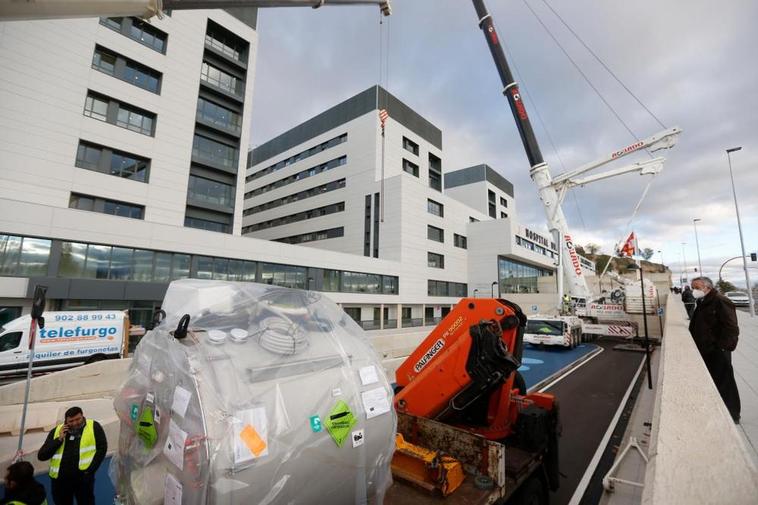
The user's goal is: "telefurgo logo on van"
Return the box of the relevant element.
[39,325,118,342]
[413,338,446,373]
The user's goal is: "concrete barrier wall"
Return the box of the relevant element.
[642,297,758,504]
[0,358,132,405]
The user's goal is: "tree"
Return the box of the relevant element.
[717,279,738,293]
[641,248,655,260]
[585,243,601,255]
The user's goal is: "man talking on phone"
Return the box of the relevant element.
[37,407,107,505]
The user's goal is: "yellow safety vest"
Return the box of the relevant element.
[5,500,48,505]
[49,419,96,479]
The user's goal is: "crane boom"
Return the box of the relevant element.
[0,0,391,21]
[472,0,591,301]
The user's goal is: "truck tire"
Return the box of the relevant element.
[510,474,547,505]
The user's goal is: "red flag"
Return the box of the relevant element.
[378,109,389,131]
[618,232,639,257]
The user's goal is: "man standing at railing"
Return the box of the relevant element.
[688,276,741,423]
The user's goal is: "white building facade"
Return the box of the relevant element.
[0,18,588,336]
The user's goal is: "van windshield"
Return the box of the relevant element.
[525,320,563,336]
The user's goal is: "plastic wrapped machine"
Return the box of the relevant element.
[111,279,396,504]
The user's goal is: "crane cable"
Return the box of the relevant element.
[540,0,667,130]
[377,11,390,222]
[519,0,652,158]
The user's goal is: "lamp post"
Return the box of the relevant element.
[473,289,479,298]
[627,263,653,389]
[657,250,664,273]
[681,242,688,285]
[693,219,703,276]
[726,147,755,317]
[491,281,498,298]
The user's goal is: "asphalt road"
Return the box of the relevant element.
[545,339,644,505]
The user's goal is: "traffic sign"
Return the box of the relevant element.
[657,307,664,316]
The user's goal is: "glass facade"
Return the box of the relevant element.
[0,234,401,298]
[243,202,345,234]
[498,257,553,294]
[200,62,242,96]
[193,134,238,170]
[187,175,234,208]
[196,97,241,132]
[428,280,467,297]
[184,216,230,234]
[243,178,345,217]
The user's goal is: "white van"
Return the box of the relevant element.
[0,311,129,376]
[524,315,583,348]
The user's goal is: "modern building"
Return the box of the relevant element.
[0,13,590,337]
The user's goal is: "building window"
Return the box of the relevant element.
[69,193,144,219]
[364,194,371,257]
[192,134,238,170]
[427,225,444,243]
[454,234,467,249]
[92,45,161,94]
[501,212,508,219]
[402,136,419,156]
[242,202,345,234]
[427,280,468,297]
[200,62,242,96]
[259,263,307,289]
[373,192,380,258]
[427,198,444,217]
[243,178,345,216]
[500,197,508,207]
[342,271,382,294]
[205,20,248,63]
[188,175,234,208]
[184,216,230,233]
[403,159,419,177]
[428,252,445,269]
[84,91,156,136]
[274,227,344,245]
[196,97,242,132]
[428,153,442,192]
[498,257,552,294]
[83,94,108,121]
[0,235,51,277]
[245,156,347,198]
[100,17,167,54]
[75,140,150,182]
[248,133,347,182]
[488,190,496,218]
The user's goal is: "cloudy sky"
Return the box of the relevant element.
[248,0,758,287]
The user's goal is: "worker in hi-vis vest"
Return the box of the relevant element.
[37,407,106,505]
[2,461,47,505]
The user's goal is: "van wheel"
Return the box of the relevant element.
[510,475,547,505]
[85,354,106,365]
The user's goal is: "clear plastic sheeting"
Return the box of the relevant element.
[111,279,396,504]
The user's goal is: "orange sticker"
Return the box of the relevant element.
[240,424,267,457]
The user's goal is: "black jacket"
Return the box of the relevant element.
[688,290,740,354]
[37,419,107,480]
[1,479,47,505]
[681,288,695,304]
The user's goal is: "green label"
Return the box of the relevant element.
[324,400,356,447]
[136,406,158,448]
[309,415,322,433]
[130,404,139,421]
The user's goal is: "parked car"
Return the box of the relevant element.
[725,291,751,307]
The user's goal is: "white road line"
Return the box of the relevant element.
[566,357,646,505]
[536,346,604,393]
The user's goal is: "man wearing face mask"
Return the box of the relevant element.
[37,407,107,505]
[688,276,741,423]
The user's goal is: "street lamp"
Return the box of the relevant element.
[627,263,653,389]
[491,281,498,298]
[681,242,688,285]
[693,218,703,275]
[726,147,755,317]
[657,250,664,273]
[473,289,479,298]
